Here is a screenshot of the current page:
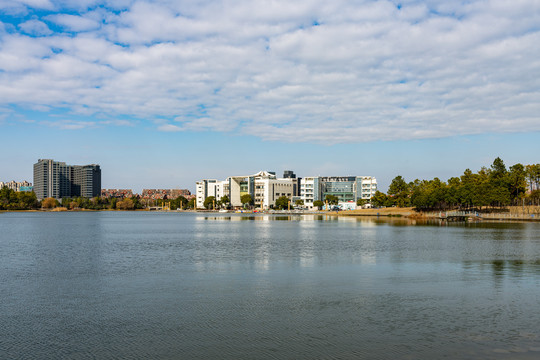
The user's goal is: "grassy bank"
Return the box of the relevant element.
[333,207,415,217]
[335,206,540,221]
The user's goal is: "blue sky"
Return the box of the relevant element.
[1,0,539,193]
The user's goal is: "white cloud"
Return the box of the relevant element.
[157,123,182,132]
[45,13,100,31]
[1,0,539,143]
[41,120,96,130]
[100,119,134,126]
[18,19,53,36]
[0,0,54,11]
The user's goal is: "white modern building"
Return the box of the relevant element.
[196,171,299,209]
[300,176,377,209]
[196,179,227,209]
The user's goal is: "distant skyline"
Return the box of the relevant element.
[1,1,539,193]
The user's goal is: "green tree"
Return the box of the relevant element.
[356,198,366,207]
[295,199,304,206]
[525,164,540,192]
[370,191,388,207]
[132,197,144,209]
[275,196,291,210]
[527,190,540,205]
[388,175,411,207]
[507,163,527,204]
[188,198,196,209]
[445,177,461,208]
[169,195,187,210]
[0,186,17,209]
[325,194,339,205]
[241,194,253,207]
[490,157,507,181]
[0,187,38,210]
[410,178,449,210]
[459,168,475,208]
[388,175,408,196]
[313,200,324,210]
[221,195,230,205]
[204,196,216,209]
[19,191,38,209]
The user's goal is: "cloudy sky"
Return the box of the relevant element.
[1,0,539,192]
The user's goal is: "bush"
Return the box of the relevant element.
[116,198,135,210]
[42,197,58,209]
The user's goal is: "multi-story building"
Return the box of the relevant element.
[72,165,102,198]
[196,179,224,208]
[33,159,101,199]
[141,189,191,200]
[358,176,378,202]
[101,189,134,199]
[196,171,300,209]
[300,176,377,209]
[0,180,32,192]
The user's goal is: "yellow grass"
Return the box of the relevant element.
[334,206,540,220]
[332,207,415,217]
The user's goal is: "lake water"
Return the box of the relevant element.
[1,212,540,359]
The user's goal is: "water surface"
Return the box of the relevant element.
[1,212,539,359]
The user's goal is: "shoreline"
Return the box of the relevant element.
[333,206,540,222]
[3,206,540,222]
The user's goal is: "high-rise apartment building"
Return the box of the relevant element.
[72,165,102,198]
[33,159,101,199]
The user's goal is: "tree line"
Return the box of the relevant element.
[0,187,39,210]
[0,188,197,211]
[371,158,540,211]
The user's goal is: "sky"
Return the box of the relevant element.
[1,0,539,193]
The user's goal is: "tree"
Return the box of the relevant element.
[388,175,411,207]
[388,175,409,196]
[295,199,304,206]
[188,198,196,209]
[116,198,135,210]
[221,195,230,205]
[490,157,507,181]
[527,190,540,205]
[241,194,253,207]
[168,195,187,210]
[275,196,291,210]
[370,191,388,207]
[525,164,540,192]
[0,187,38,210]
[325,194,339,205]
[356,198,366,207]
[16,191,38,210]
[507,163,527,203]
[42,197,58,209]
[0,186,17,209]
[204,196,216,209]
[410,178,450,211]
[313,200,324,210]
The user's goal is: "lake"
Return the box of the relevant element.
[1,212,540,359]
